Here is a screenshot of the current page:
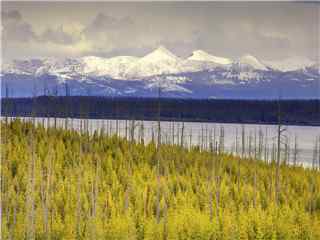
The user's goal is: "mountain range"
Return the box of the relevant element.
[1,46,319,99]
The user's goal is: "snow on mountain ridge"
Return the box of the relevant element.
[2,47,319,98]
[238,55,268,71]
[125,46,183,79]
[188,50,232,65]
[142,46,181,62]
[3,47,315,83]
[264,57,315,72]
[81,55,139,79]
[36,58,85,83]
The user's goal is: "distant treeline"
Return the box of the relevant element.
[1,96,320,126]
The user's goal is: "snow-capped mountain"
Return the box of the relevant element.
[188,50,232,65]
[264,57,316,72]
[35,58,85,83]
[1,46,319,99]
[82,55,139,79]
[4,59,44,75]
[125,46,183,79]
[237,55,268,71]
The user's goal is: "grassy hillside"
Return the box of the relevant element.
[1,119,320,239]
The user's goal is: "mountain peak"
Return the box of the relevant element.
[156,45,170,52]
[188,50,232,65]
[239,54,267,70]
[143,46,180,62]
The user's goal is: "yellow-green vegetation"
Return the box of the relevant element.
[1,119,320,239]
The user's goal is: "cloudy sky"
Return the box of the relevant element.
[2,1,319,62]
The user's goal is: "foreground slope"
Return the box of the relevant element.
[1,119,320,239]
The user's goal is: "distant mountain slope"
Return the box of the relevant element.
[1,46,319,99]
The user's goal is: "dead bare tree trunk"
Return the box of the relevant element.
[214,143,221,227]
[25,88,38,240]
[241,125,245,158]
[130,119,136,142]
[253,162,257,208]
[293,135,299,166]
[253,129,260,207]
[115,99,119,137]
[213,126,217,153]
[76,135,83,238]
[201,125,204,151]
[151,126,155,143]
[140,121,145,144]
[275,113,281,205]
[180,121,185,148]
[4,82,9,125]
[312,138,318,170]
[125,120,128,140]
[318,136,320,170]
[258,128,263,160]
[275,100,286,206]
[39,147,52,240]
[248,132,252,159]
[238,125,245,192]
[172,121,175,145]
[235,128,239,155]
[309,177,315,214]
[219,126,224,154]
[156,83,162,224]
[45,149,52,240]
[264,127,268,163]
[254,129,257,159]
[64,83,69,130]
[189,129,192,149]
[209,148,214,222]
[285,138,290,166]
[209,130,213,153]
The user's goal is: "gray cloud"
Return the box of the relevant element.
[2,9,22,21]
[85,13,133,32]
[3,9,82,45]
[80,12,197,57]
[82,13,136,53]
[256,32,291,55]
[2,10,36,42]
[39,26,80,45]
[1,2,319,61]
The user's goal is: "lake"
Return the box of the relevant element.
[6,117,320,167]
